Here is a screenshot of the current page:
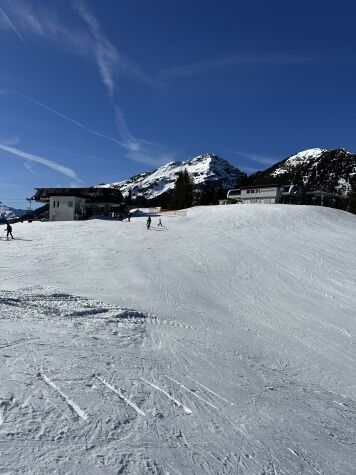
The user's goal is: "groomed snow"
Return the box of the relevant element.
[1,205,355,474]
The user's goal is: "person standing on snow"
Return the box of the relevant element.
[146,216,151,229]
[6,222,14,240]
[157,218,163,227]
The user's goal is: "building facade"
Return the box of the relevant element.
[33,187,125,221]
[227,184,301,204]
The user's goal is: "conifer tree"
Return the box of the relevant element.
[169,169,194,209]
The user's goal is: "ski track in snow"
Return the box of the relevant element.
[0,206,355,474]
[165,375,219,410]
[40,372,88,421]
[186,375,234,406]
[96,375,145,417]
[141,377,193,415]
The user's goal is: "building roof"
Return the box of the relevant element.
[32,187,124,204]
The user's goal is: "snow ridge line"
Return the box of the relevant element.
[165,375,218,410]
[141,377,192,415]
[96,375,145,416]
[186,375,233,405]
[39,372,88,421]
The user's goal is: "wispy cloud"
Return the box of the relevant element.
[40,146,112,163]
[1,91,173,166]
[0,136,20,146]
[1,2,173,167]
[1,0,151,90]
[0,0,92,55]
[227,150,277,166]
[0,5,29,48]
[0,143,80,180]
[158,54,317,82]
[24,162,35,174]
[16,92,125,147]
[115,106,177,166]
[75,0,118,95]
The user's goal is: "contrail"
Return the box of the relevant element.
[40,145,112,163]
[0,6,29,48]
[0,143,79,180]
[19,93,125,148]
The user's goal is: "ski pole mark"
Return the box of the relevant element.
[141,377,192,415]
[96,375,145,417]
[187,375,233,405]
[165,375,218,410]
[39,372,88,421]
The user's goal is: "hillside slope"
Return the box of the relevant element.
[1,205,355,474]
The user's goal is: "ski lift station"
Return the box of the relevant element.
[226,184,301,204]
[32,187,125,221]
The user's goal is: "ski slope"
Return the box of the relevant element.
[1,205,355,474]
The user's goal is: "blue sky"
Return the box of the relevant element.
[1,0,356,209]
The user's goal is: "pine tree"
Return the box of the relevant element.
[169,169,194,210]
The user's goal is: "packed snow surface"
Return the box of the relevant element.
[1,205,356,474]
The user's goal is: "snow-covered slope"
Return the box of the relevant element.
[0,201,27,221]
[103,153,245,199]
[272,148,326,175]
[1,206,355,474]
[254,148,356,197]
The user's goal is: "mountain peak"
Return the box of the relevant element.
[0,201,27,222]
[256,148,356,198]
[104,153,244,200]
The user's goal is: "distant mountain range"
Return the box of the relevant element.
[0,202,27,222]
[102,149,356,206]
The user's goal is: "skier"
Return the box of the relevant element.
[6,222,14,240]
[146,216,151,229]
[157,218,163,227]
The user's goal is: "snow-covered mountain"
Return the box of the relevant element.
[252,148,356,197]
[0,201,27,222]
[102,153,245,199]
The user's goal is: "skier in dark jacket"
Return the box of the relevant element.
[146,216,151,229]
[6,223,14,240]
